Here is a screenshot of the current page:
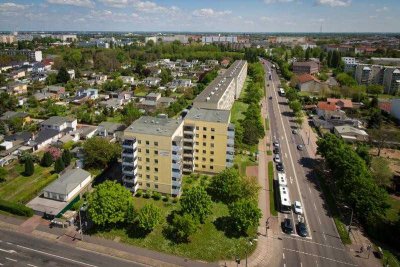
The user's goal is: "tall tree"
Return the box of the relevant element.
[167,213,198,243]
[83,137,121,168]
[56,67,70,84]
[229,199,261,234]
[305,48,311,61]
[62,149,72,167]
[40,152,53,167]
[180,186,212,224]
[137,204,163,232]
[24,158,34,176]
[54,157,65,173]
[88,181,134,227]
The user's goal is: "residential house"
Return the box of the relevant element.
[171,79,192,88]
[121,76,135,85]
[73,88,98,104]
[0,111,31,125]
[33,62,46,73]
[99,98,124,110]
[94,74,108,85]
[7,81,27,95]
[334,125,369,142]
[97,122,125,139]
[326,98,353,110]
[40,116,77,132]
[143,77,161,87]
[292,61,320,75]
[295,74,327,93]
[316,101,346,120]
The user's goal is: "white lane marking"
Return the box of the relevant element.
[323,233,327,241]
[283,264,286,267]
[300,262,303,267]
[317,215,322,225]
[316,260,319,267]
[15,244,98,267]
[269,66,312,240]
[313,202,317,211]
[5,257,17,262]
[0,263,3,266]
[282,253,285,260]
[0,248,16,253]
[308,186,312,194]
[290,177,293,184]
[5,243,11,245]
[285,153,288,158]
[282,235,345,251]
[27,264,38,267]
[283,248,357,266]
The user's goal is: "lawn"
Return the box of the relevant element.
[385,196,400,222]
[95,192,257,262]
[231,101,248,123]
[234,153,257,176]
[0,162,57,204]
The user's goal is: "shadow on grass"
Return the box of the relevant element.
[126,222,151,239]
[213,216,244,239]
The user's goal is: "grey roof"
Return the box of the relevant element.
[185,108,230,123]
[125,116,182,136]
[33,129,59,144]
[41,116,74,126]
[0,111,29,121]
[98,122,125,133]
[334,125,368,136]
[4,132,32,142]
[43,168,91,196]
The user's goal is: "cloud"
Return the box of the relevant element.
[0,2,28,12]
[47,0,94,8]
[98,0,130,8]
[376,6,388,12]
[315,0,351,7]
[192,8,232,17]
[264,0,294,3]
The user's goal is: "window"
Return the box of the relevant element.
[146,141,149,145]
[155,176,158,181]
[138,148,142,152]
[211,143,214,148]
[154,167,158,172]
[146,158,150,162]
[139,182,142,186]
[138,140,141,144]
[146,183,150,188]
[203,142,206,146]
[203,150,206,153]
[195,156,199,160]
[203,127,207,131]
[146,149,149,154]
[203,135,206,139]
[202,165,206,168]
[138,157,142,161]
[154,150,158,155]
[210,151,214,155]
[155,184,158,189]
[154,159,158,164]
[195,149,199,153]
[196,134,199,138]
[211,136,214,140]
[195,142,199,145]
[154,141,158,146]
[138,166,142,169]
[195,164,198,167]
[210,166,214,170]
[210,158,214,162]
[196,126,199,130]
[202,157,206,161]
[211,128,215,132]
[138,174,142,177]
[146,166,150,171]
[146,174,150,179]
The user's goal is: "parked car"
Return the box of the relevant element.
[282,218,294,234]
[273,141,280,148]
[274,154,281,163]
[292,129,297,134]
[297,222,308,237]
[276,162,284,172]
[273,147,280,154]
[297,144,304,151]
[269,96,272,99]
[294,201,303,215]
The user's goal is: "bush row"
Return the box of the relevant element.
[0,199,34,217]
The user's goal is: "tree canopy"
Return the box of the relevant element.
[229,199,261,234]
[83,137,121,168]
[137,203,163,232]
[180,186,212,224]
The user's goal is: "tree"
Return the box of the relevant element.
[0,167,7,183]
[305,48,311,61]
[88,181,134,227]
[355,144,372,167]
[62,149,72,167]
[180,186,212,223]
[295,112,304,128]
[83,137,121,168]
[40,152,53,167]
[137,204,163,232]
[367,85,383,96]
[241,103,265,146]
[207,168,244,204]
[160,68,172,85]
[371,157,393,189]
[289,100,302,113]
[167,213,198,243]
[368,108,383,129]
[54,157,65,173]
[336,73,356,86]
[121,103,141,126]
[24,158,34,176]
[229,199,261,234]
[56,67,70,84]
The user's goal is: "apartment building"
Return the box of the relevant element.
[193,60,247,110]
[342,57,358,73]
[292,61,320,75]
[121,116,184,196]
[0,35,16,44]
[0,49,42,62]
[355,64,400,94]
[183,108,234,174]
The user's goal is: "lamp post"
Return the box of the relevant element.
[344,205,353,237]
[245,240,253,267]
[78,201,84,241]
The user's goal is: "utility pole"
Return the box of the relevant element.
[78,204,84,241]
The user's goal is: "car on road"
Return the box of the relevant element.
[297,144,304,151]
[282,218,294,234]
[269,96,272,99]
[276,162,284,172]
[294,201,303,214]
[274,154,281,163]
[297,221,308,237]
[292,129,297,134]
[273,141,280,147]
[273,147,280,154]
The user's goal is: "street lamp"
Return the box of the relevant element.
[343,205,353,237]
[245,240,253,267]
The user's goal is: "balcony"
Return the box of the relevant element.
[226,146,234,153]
[122,139,137,149]
[172,163,182,170]
[183,144,193,150]
[172,172,182,179]
[183,136,194,142]
[226,161,234,168]
[228,123,235,132]
[227,138,234,145]
[172,179,181,187]
[172,145,182,153]
[227,131,235,139]
[172,154,182,162]
[226,153,234,160]
[172,186,182,196]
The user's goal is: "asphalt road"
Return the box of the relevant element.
[0,229,146,267]
[261,59,357,267]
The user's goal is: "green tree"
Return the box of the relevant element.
[0,167,7,183]
[160,68,172,85]
[54,157,65,173]
[355,144,372,166]
[88,181,134,227]
[371,157,393,189]
[180,186,212,224]
[207,168,243,204]
[295,112,304,128]
[83,137,121,168]
[305,48,311,61]
[367,85,383,96]
[24,158,34,176]
[289,100,302,113]
[40,152,53,167]
[137,204,163,232]
[368,108,383,129]
[241,103,265,146]
[121,103,141,126]
[168,213,198,243]
[229,199,261,234]
[56,67,70,84]
[336,73,356,86]
[62,149,72,167]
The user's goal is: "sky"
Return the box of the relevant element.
[0,0,399,32]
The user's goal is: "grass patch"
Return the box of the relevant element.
[95,198,256,262]
[382,249,400,267]
[234,154,257,176]
[265,118,270,131]
[316,172,351,244]
[0,163,58,204]
[268,161,277,216]
[385,196,400,222]
[231,101,249,124]
[267,150,272,156]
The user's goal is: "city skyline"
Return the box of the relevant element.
[0,0,399,33]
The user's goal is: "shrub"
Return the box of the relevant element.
[24,158,34,176]
[135,189,142,197]
[40,152,53,167]
[54,158,65,173]
[0,199,33,217]
[152,192,161,201]
[163,195,170,202]
[143,191,151,199]
[172,197,178,203]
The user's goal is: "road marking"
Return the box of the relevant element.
[282,253,285,259]
[313,202,317,211]
[268,65,312,239]
[15,244,98,267]
[308,186,312,194]
[282,236,345,250]
[316,260,319,267]
[283,248,357,266]
[0,248,16,254]
[317,215,322,225]
[322,233,327,241]
[289,176,293,184]
[27,264,38,267]
[0,263,3,266]
[5,242,11,245]
[285,153,288,158]
[5,257,17,262]
[283,264,286,267]
[300,262,302,267]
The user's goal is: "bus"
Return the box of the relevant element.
[279,185,292,213]
[278,172,287,187]
[279,88,286,96]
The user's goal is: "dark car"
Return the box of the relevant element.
[282,218,293,234]
[297,222,308,237]
[269,96,272,99]
[276,162,284,172]
[273,147,280,154]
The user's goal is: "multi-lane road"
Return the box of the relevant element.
[262,59,357,267]
[0,229,146,267]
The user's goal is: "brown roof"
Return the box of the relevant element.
[379,102,391,113]
[297,74,316,84]
[327,98,353,108]
[317,101,339,111]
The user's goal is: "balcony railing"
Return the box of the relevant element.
[172,172,182,179]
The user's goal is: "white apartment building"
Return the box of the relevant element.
[0,49,42,62]
[342,57,358,73]
[355,64,400,94]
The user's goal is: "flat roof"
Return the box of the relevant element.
[27,196,69,216]
[185,108,230,123]
[125,116,182,136]
[44,168,91,196]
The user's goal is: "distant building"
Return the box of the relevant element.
[51,34,77,42]
[292,61,320,75]
[295,74,327,93]
[355,64,400,94]
[371,57,400,66]
[342,57,358,73]
[6,81,28,95]
[40,116,77,132]
[202,36,238,44]
[97,122,125,139]
[0,49,42,62]
[391,99,400,121]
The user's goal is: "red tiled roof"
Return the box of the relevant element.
[327,98,353,108]
[317,101,339,111]
[297,74,316,84]
[379,102,392,113]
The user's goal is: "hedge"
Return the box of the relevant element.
[0,199,34,217]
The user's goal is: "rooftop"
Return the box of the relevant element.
[334,125,368,136]
[185,108,230,123]
[125,116,182,136]
[43,168,91,196]
[41,116,75,126]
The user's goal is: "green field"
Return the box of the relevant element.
[0,162,57,204]
[234,154,257,176]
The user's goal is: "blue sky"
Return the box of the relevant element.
[0,0,399,32]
